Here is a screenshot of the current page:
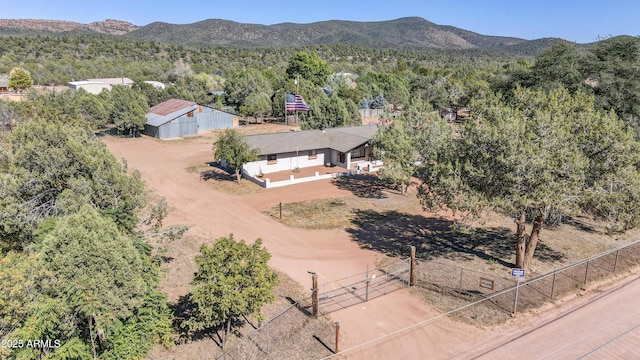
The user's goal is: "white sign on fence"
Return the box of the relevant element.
[511,268,526,279]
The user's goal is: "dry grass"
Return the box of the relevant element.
[186,162,264,196]
[148,268,336,360]
[261,179,640,329]
[262,191,422,230]
[265,189,640,275]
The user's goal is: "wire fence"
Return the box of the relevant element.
[216,294,333,360]
[413,239,640,325]
[219,240,640,359]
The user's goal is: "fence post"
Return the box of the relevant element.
[265,322,269,353]
[310,272,318,318]
[365,265,370,302]
[550,271,557,299]
[584,260,590,285]
[459,267,464,291]
[513,278,520,315]
[410,246,416,287]
[335,322,340,353]
[613,249,620,273]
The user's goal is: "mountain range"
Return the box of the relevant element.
[0,17,569,51]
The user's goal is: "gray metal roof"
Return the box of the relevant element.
[245,125,378,155]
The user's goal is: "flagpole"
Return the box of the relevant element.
[295,76,299,125]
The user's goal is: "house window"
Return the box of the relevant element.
[308,149,318,160]
[339,152,346,164]
[267,154,277,165]
[350,145,366,159]
[187,110,194,118]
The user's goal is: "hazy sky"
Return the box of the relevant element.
[2,0,639,43]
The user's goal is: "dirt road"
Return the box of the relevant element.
[460,274,640,360]
[104,132,481,359]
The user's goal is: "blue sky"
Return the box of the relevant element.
[3,0,639,43]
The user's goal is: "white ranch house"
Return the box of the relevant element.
[240,125,382,188]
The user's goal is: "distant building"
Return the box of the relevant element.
[143,98,238,139]
[68,77,134,94]
[0,80,9,95]
[144,81,165,89]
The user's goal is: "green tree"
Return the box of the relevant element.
[225,68,273,115]
[184,234,278,350]
[285,51,332,86]
[8,67,33,93]
[372,119,416,195]
[106,86,148,135]
[0,251,53,360]
[531,41,584,92]
[13,206,172,359]
[240,92,272,118]
[2,118,145,247]
[213,128,259,183]
[419,86,640,270]
[584,36,640,129]
[73,91,109,128]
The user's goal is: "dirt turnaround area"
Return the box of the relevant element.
[103,124,640,360]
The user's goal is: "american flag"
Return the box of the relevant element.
[286,93,310,112]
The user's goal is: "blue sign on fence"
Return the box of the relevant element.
[511,268,526,278]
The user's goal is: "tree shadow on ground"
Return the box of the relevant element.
[172,294,245,346]
[331,173,388,199]
[200,162,235,182]
[347,209,565,267]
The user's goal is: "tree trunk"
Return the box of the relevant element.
[515,212,526,268]
[222,317,231,351]
[89,315,97,360]
[235,169,241,183]
[524,212,544,271]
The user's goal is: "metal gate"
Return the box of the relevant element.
[312,258,411,315]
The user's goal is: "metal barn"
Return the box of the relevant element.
[195,105,238,131]
[144,99,237,139]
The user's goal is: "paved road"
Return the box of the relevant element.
[463,273,640,360]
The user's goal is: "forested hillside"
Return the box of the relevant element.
[1,17,535,49]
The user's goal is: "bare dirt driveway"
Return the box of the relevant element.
[103,129,639,360]
[103,129,483,359]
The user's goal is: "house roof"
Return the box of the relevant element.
[146,99,198,127]
[0,81,8,88]
[68,80,110,87]
[87,77,134,86]
[245,125,378,155]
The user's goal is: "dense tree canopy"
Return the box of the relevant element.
[0,118,145,250]
[419,86,640,270]
[0,116,171,359]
